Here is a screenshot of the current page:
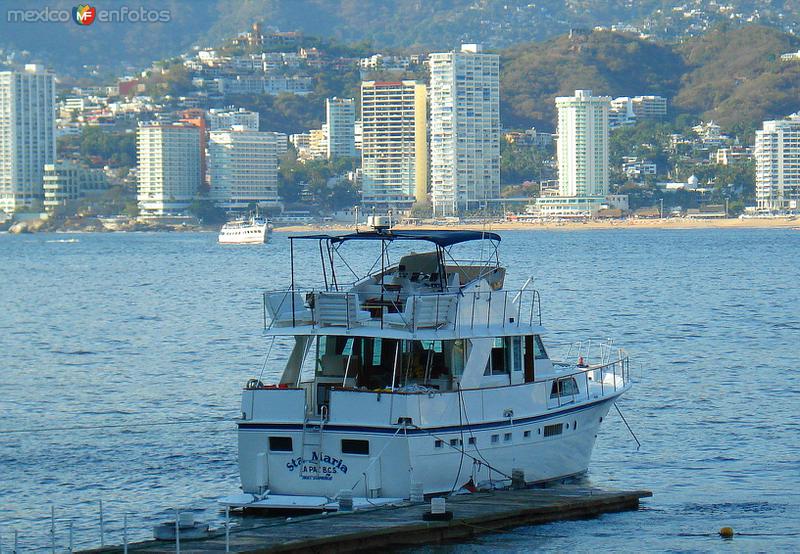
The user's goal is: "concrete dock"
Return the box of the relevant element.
[85,486,651,553]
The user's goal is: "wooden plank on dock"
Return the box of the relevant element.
[82,487,651,554]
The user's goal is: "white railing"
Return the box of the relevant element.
[548,350,631,409]
[0,503,233,553]
[262,288,542,333]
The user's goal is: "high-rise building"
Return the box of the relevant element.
[609,95,667,128]
[755,117,800,213]
[179,109,208,187]
[326,97,356,158]
[207,108,260,131]
[137,122,201,215]
[429,44,500,216]
[208,127,287,211]
[360,80,427,212]
[0,64,56,214]
[308,127,328,160]
[555,90,610,197]
[43,161,108,212]
[533,90,618,218]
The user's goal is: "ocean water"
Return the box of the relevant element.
[1,229,799,552]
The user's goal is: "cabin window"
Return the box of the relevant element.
[468,437,476,445]
[484,337,521,376]
[434,439,443,448]
[450,438,462,447]
[510,336,523,372]
[316,336,354,378]
[543,423,563,437]
[524,430,531,438]
[491,434,499,444]
[550,378,580,398]
[269,436,293,452]
[533,335,549,360]
[450,339,466,377]
[372,337,383,366]
[330,337,462,390]
[504,432,512,442]
[341,439,369,455]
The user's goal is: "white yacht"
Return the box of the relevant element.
[225,228,632,510]
[218,214,270,245]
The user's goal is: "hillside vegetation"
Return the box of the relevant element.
[500,25,800,132]
[675,25,800,132]
[4,1,800,78]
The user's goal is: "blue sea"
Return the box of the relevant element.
[1,229,799,552]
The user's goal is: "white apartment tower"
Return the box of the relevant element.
[360,80,428,211]
[0,65,56,213]
[137,123,201,215]
[207,108,260,131]
[429,44,500,216]
[755,117,800,213]
[555,90,610,197]
[326,97,357,158]
[208,127,287,211]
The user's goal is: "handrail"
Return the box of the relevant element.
[262,288,543,332]
[546,353,630,409]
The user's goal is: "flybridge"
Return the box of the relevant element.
[286,228,502,294]
[290,229,502,247]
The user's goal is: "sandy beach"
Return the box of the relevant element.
[274,217,800,234]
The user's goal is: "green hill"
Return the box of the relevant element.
[500,25,800,132]
[674,25,800,132]
[500,31,685,129]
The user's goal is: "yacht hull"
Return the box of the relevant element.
[237,395,619,500]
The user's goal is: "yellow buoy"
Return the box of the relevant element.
[719,527,734,538]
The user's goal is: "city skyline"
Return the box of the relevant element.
[0,21,797,225]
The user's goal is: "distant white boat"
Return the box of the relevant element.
[218,215,270,245]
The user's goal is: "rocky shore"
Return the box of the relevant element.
[5,216,208,234]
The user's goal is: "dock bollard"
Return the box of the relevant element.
[410,482,424,503]
[512,468,525,490]
[423,497,453,521]
[338,490,353,512]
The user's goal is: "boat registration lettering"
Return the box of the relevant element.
[286,452,348,478]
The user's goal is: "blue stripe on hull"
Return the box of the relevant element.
[237,393,621,435]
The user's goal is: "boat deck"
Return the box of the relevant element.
[82,486,651,553]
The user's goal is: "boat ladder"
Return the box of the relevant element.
[300,406,327,477]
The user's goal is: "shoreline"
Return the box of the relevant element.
[3,216,797,235]
[273,217,800,233]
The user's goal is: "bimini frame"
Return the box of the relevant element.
[286,229,502,326]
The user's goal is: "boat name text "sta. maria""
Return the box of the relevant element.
[287,451,349,480]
